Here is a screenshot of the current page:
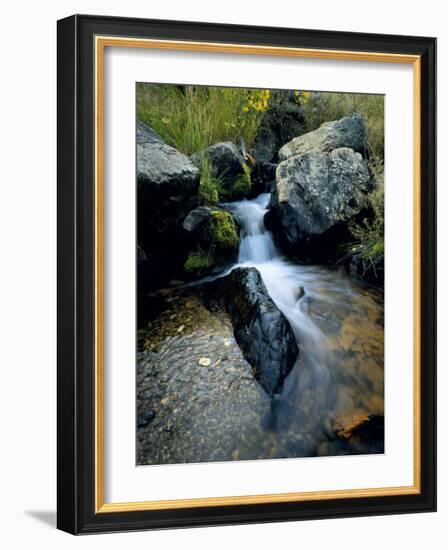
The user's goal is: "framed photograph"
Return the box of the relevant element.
[57,14,436,534]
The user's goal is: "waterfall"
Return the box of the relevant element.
[225,193,327,362]
[231,193,277,263]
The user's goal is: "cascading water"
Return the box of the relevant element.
[223,192,384,456]
[236,193,277,264]
[226,193,328,364]
[167,192,383,458]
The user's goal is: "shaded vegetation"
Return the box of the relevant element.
[184,248,214,274]
[348,160,384,274]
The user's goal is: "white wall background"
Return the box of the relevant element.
[0,1,444,547]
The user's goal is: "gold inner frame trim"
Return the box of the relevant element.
[94,35,421,514]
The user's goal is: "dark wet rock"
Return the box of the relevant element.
[182,206,215,233]
[266,147,372,261]
[191,142,250,200]
[295,286,305,301]
[217,267,299,396]
[137,124,200,286]
[253,90,305,162]
[278,115,367,161]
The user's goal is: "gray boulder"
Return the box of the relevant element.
[137,122,200,285]
[218,267,299,396]
[266,147,371,258]
[278,116,366,161]
[138,142,199,196]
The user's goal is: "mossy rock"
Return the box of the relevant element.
[209,210,239,250]
[183,208,239,277]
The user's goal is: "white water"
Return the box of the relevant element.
[174,193,384,455]
[226,193,328,364]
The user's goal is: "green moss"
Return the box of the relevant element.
[184,249,214,274]
[184,210,239,276]
[209,210,239,250]
[198,157,220,206]
[232,163,252,199]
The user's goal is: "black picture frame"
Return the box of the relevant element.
[57,14,436,534]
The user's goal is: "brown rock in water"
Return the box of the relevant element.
[333,411,370,440]
[333,412,384,447]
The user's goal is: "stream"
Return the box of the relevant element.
[223,193,384,456]
[137,193,384,464]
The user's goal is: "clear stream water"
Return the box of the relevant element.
[224,193,384,455]
[139,193,385,462]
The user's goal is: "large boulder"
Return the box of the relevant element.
[253,90,305,163]
[137,122,200,287]
[278,115,367,161]
[266,147,372,260]
[191,142,251,200]
[217,267,298,396]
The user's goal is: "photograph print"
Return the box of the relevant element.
[136,83,385,466]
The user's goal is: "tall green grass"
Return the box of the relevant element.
[137,83,265,156]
